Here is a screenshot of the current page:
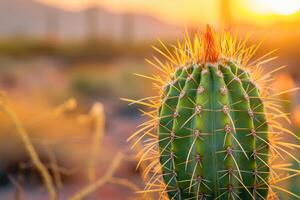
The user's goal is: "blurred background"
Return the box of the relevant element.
[0,0,299,199]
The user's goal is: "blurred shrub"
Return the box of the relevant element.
[69,63,151,100]
[0,38,152,63]
[0,38,59,58]
[71,74,113,97]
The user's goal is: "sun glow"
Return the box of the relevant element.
[249,0,300,15]
[36,0,300,26]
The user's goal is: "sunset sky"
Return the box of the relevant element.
[35,0,300,26]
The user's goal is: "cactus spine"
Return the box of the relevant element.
[126,25,300,200]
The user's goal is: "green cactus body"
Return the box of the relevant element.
[158,60,269,199]
[126,25,300,200]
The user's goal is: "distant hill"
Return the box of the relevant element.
[0,0,183,41]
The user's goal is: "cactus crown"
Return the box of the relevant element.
[125,25,300,200]
[203,25,220,63]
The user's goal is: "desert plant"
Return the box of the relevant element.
[126,25,300,199]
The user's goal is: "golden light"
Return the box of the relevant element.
[248,0,300,16]
[36,0,218,26]
[292,106,300,129]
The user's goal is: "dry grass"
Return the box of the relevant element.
[0,93,57,200]
[0,93,140,200]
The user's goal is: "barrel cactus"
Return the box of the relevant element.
[125,25,300,199]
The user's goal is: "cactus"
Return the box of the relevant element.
[125,25,300,199]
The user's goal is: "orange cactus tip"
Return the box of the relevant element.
[203,25,220,63]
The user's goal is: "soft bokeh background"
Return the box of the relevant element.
[0,0,299,199]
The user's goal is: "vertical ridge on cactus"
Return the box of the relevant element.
[124,25,300,199]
